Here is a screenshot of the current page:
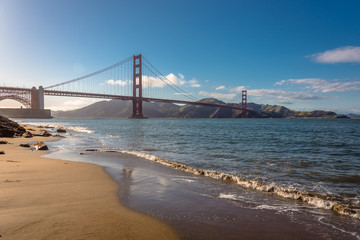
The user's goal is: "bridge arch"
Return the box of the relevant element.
[0,95,31,108]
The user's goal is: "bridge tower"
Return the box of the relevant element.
[131,54,146,118]
[241,90,247,118]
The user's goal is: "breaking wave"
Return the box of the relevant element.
[116,150,360,220]
[62,126,95,133]
[41,124,95,134]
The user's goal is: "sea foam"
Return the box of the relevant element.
[117,150,360,220]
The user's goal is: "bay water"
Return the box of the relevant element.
[19,118,360,239]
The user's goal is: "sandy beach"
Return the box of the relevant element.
[0,127,178,240]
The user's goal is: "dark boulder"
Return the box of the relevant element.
[19,143,31,148]
[56,128,66,133]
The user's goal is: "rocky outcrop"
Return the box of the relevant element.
[0,116,26,137]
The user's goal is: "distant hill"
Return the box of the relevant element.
[347,113,360,119]
[52,98,348,119]
[52,100,180,118]
[170,98,242,118]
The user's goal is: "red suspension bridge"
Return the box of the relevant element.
[0,54,250,118]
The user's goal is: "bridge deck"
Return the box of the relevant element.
[44,90,250,112]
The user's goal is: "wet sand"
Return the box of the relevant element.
[0,129,178,239]
[101,152,327,240]
[48,149,338,240]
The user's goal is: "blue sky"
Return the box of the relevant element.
[0,0,359,113]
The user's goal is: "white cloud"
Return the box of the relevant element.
[276,78,360,93]
[106,79,129,86]
[198,91,236,99]
[189,79,201,87]
[166,73,186,86]
[142,73,201,88]
[215,85,225,90]
[174,92,193,95]
[229,86,246,93]
[310,46,360,64]
[248,89,328,101]
[142,75,166,88]
[274,80,286,86]
[142,73,186,88]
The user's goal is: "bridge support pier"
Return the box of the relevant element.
[31,86,44,109]
[130,54,147,119]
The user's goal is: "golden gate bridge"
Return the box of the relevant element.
[0,54,250,118]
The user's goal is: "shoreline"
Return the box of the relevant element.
[47,148,359,239]
[7,120,360,239]
[0,126,178,239]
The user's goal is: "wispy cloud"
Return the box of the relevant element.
[215,85,225,90]
[189,79,201,87]
[309,46,360,64]
[198,91,236,99]
[106,79,129,86]
[174,92,193,95]
[229,86,246,93]
[144,73,200,88]
[275,78,360,93]
[248,89,329,101]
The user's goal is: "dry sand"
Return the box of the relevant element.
[0,129,179,240]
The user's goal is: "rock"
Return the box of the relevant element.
[85,149,98,151]
[0,140,8,144]
[0,128,17,137]
[22,131,33,138]
[17,126,26,132]
[34,141,49,150]
[0,150,4,154]
[56,128,66,133]
[0,116,26,137]
[19,143,31,148]
[54,134,66,138]
[42,130,52,137]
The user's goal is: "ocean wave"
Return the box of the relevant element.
[318,216,360,240]
[107,134,120,138]
[135,151,357,219]
[95,149,360,220]
[219,193,243,201]
[42,124,95,134]
[14,121,95,134]
[60,126,95,134]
